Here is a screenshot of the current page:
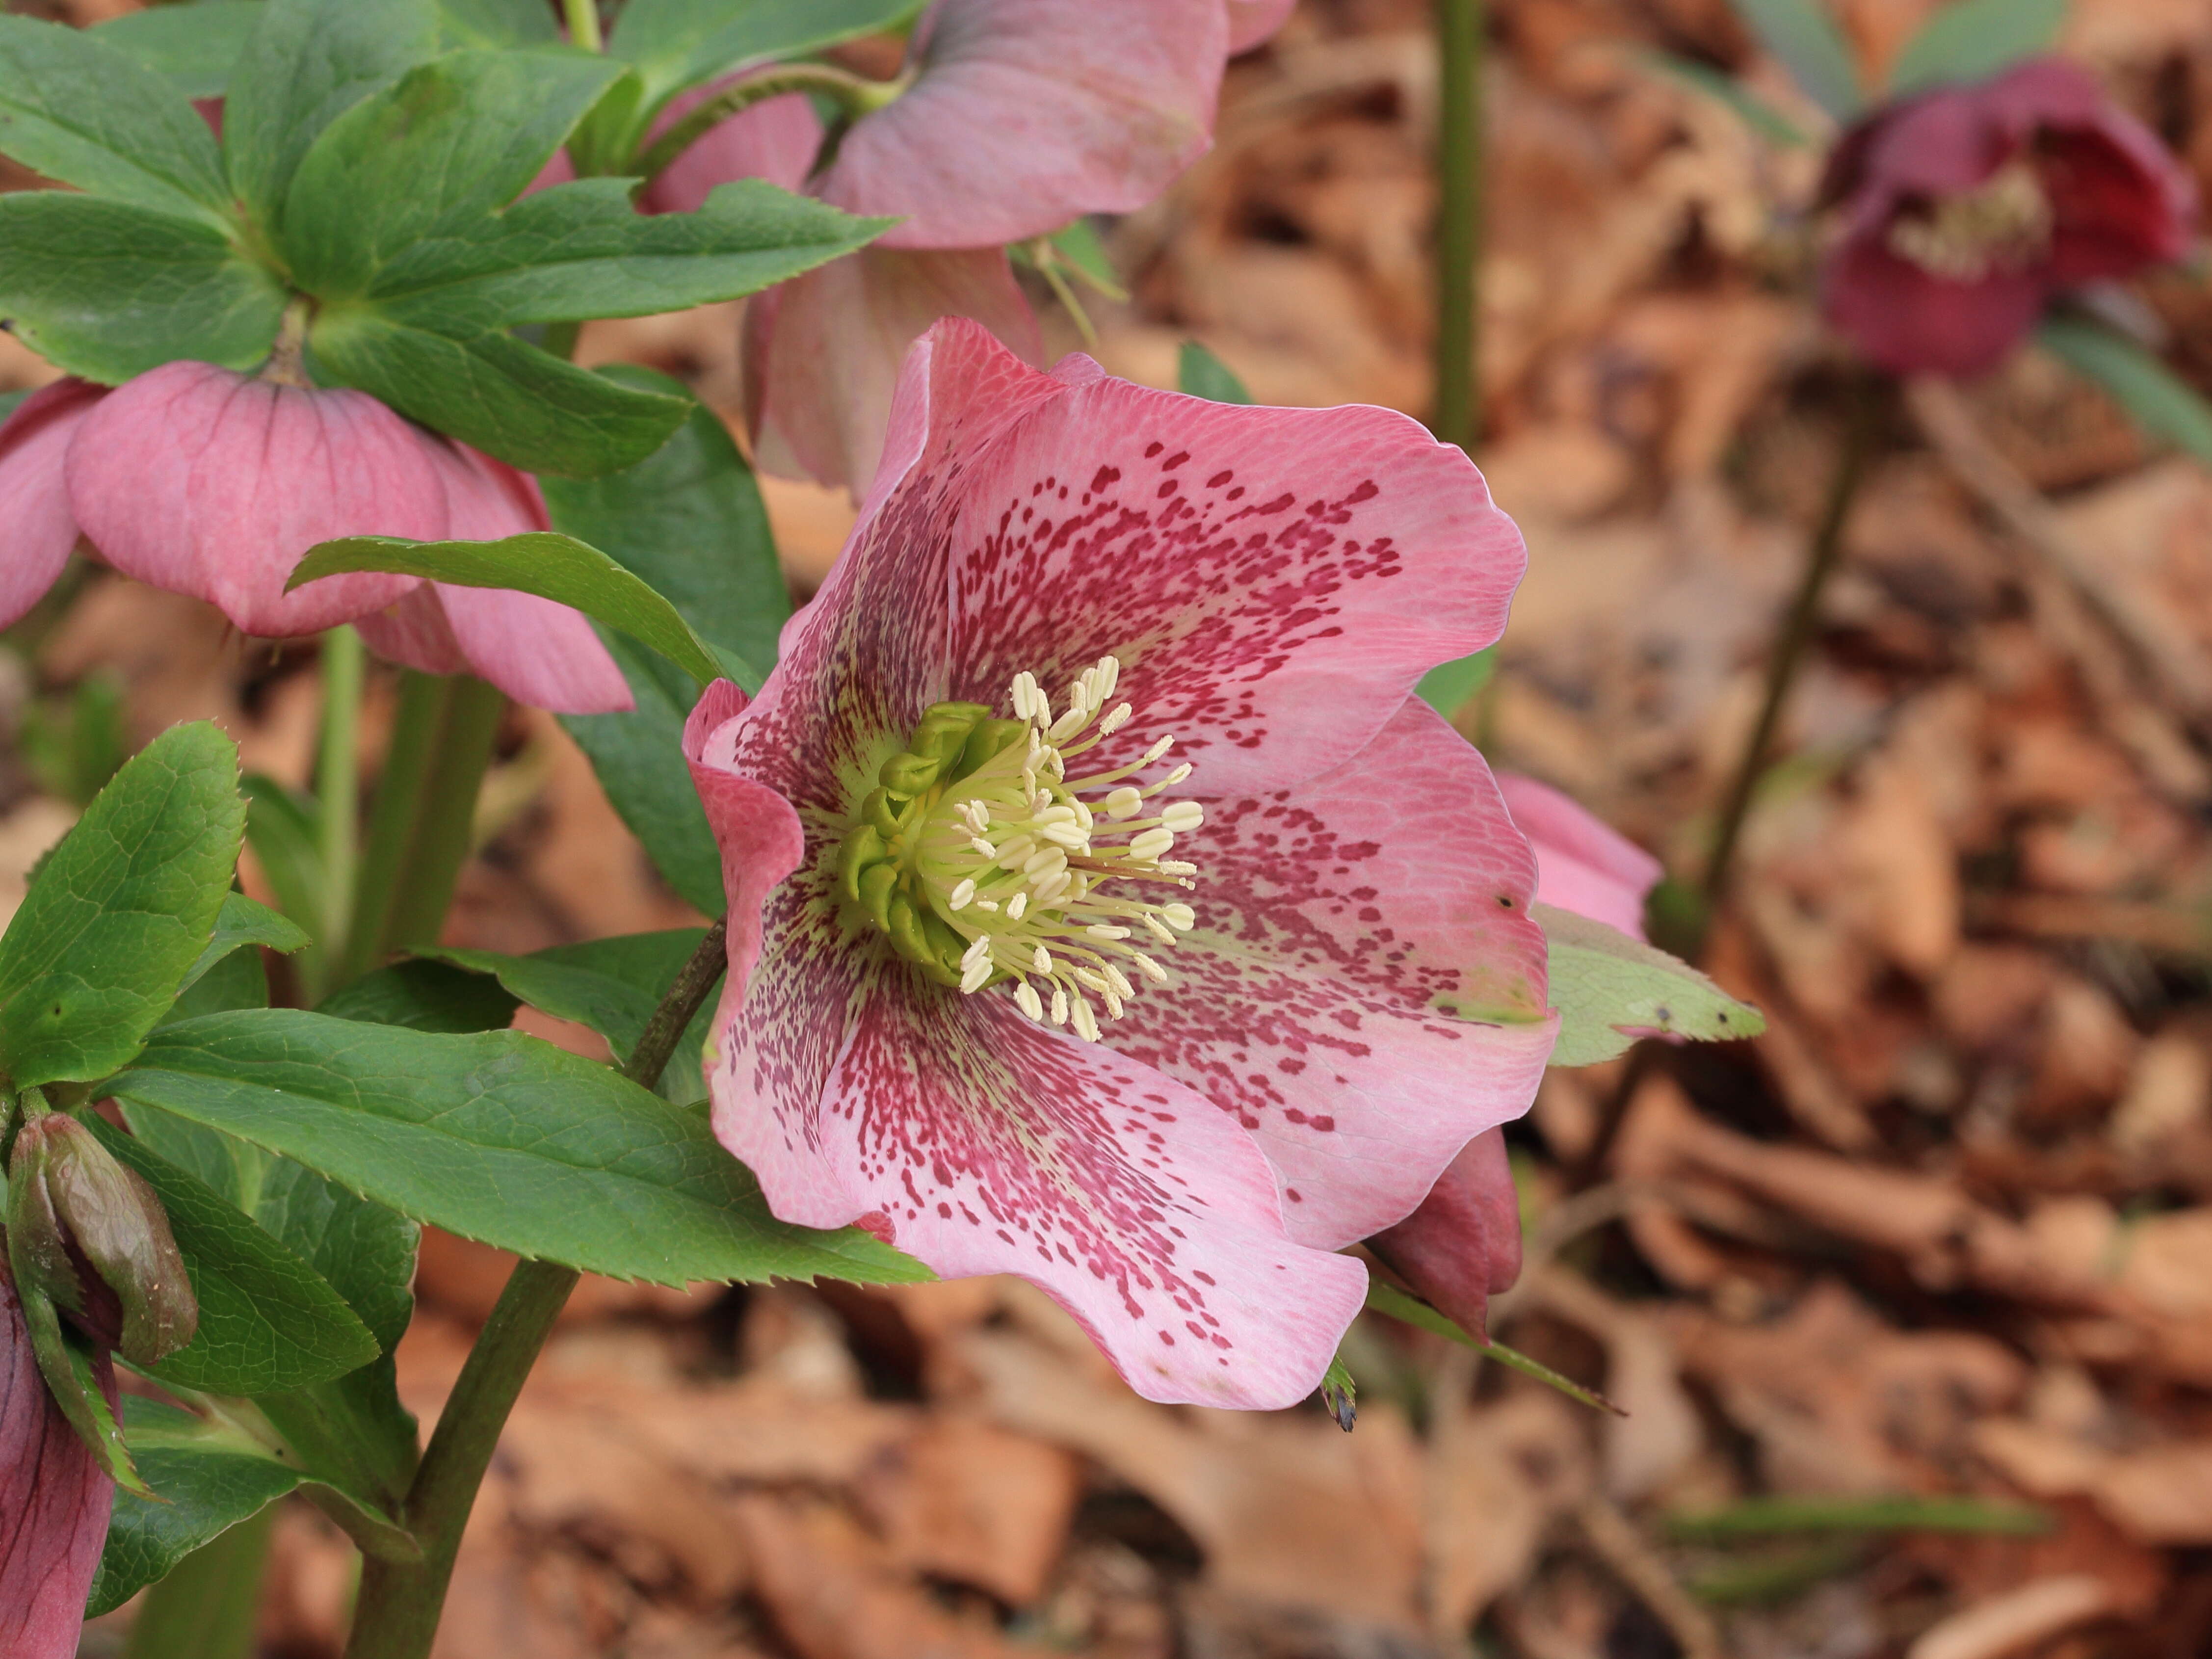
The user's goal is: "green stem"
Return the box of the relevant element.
[1432,0,1483,451]
[315,626,365,975]
[341,920,731,1659]
[633,65,895,188]
[331,672,505,990]
[122,1504,276,1659]
[1697,379,1880,925]
[561,0,602,53]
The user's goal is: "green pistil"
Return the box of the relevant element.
[840,701,1028,985]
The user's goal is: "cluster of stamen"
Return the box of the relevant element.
[837,656,1200,1039]
[1886,157,2054,282]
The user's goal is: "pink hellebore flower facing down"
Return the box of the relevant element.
[1818,57,2197,378]
[685,320,1557,1407]
[0,1264,115,1659]
[0,364,631,715]
[1371,777,1662,1337]
[653,0,1290,496]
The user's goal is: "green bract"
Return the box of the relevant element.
[1536,902,1766,1066]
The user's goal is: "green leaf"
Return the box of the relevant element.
[181,893,311,997]
[224,0,443,236]
[541,364,790,671]
[611,0,921,110]
[542,364,783,916]
[111,1009,930,1287]
[425,928,714,1102]
[1630,48,1811,146]
[1727,0,1862,121]
[290,529,729,685]
[316,957,523,1033]
[280,48,626,299]
[0,722,244,1090]
[2037,316,2212,470]
[87,1116,383,1396]
[307,306,693,476]
[369,177,887,329]
[0,194,288,385]
[1537,900,1764,1066]
[166,942,269,1028]
[91,2,264,101]
[240,773,325,944]
[1886,0,2066,98]
[0,14,233,225]
[439,0,562,48]
[1664,1493,2052,1540]
[1177,339,1253,404]
[87,1399,303,1618]
[561,634,728,916]
[1416,644,1497,720]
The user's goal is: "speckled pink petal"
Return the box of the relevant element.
[1496,773,1661,942]
[0,380,102,630]
[1368,1126,1521,1337]
[639,88,823,215]
[0,1268,115,1659]
[691,325,1075,1194]
[816,0,1226,248]
[745,248,1042,497]
[743,970,1367,1408]
[415,444,632,714]
[1102,698,1555,1250]
[1225,0,1295,52]
[942,339,1527,796]
[66,363,431,637]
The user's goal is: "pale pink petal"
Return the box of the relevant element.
[412,444,632,714]
[1103,699,1556,1249]
[1226,0,1295,53]
[745,248,1042,497]
[941,337,1526,795]
[639,89,823,215]
[67,363,433,637]
[726,967,1367,1409]
[0,380,102,629]
[352,588,470,678]
[816,0,1228,247]
[0,1268,115,1659]
[1495,773,1662,942]
[1368,1126,1520,1337]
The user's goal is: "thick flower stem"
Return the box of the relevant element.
[313,625,365,987]
[331,672,505,990]
[1432,0,1483,451]
[342,920,731,1659]
[1696,377,1883,930]
[562,0,602,53]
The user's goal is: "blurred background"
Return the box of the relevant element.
[18,0,2212,1653]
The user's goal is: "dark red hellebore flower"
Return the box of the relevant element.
[1817,57,2196,378]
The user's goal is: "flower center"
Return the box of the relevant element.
[836,656,1200,1040]
[1886,158,2054,282]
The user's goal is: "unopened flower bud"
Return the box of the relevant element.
[7,1112,195,1368]
[1366,1128,1522,1340]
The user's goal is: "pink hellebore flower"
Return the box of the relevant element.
[1818,58,2197,378]
[1372,778,1662,1335]
[654,0,1290,495]
[0,1264,114,1659]
[0,364,630,715]
[685,321,1556,1408]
